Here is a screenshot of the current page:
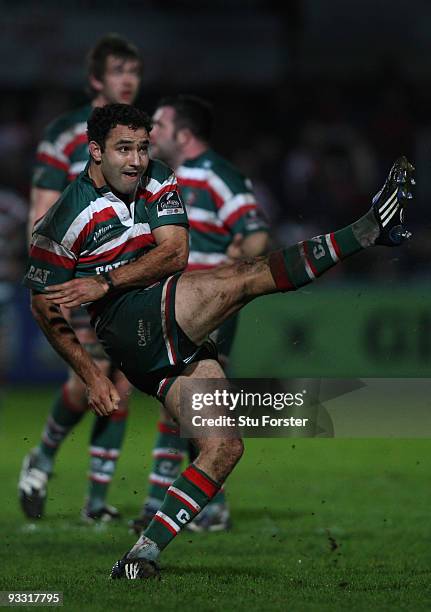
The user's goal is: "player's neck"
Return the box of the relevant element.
[88,162,106,189]
[178,141,209,167]
[92,93,111,108]
[88,162,132,204]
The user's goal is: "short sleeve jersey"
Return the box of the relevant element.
[175,149,268,270]
[24,159,188,317]
[32,105,92,191]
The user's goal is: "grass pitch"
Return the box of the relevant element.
[1,387,431,611]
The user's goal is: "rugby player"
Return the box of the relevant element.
[18,34,142,522]
[131,94,269,533]
[24,104,414,579]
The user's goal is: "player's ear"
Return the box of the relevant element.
[176,128,191,147]
[89,140,102,163]
[89,74,104,93]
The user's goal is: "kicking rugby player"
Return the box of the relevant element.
[131,94,269,533]
[18,34,142,522]
[24,104,414,579]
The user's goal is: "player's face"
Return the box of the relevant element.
[100,125,150,196]
[150,106,181,167]
[96,55,141,105]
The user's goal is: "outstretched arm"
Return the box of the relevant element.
[44,224,189,308]
[31,292,120,416]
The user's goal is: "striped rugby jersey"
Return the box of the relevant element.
[32,105,92,191]
[24,159,188,316]
[176,149,268,270]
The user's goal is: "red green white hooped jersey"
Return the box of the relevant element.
[32,105,92,191]
[176,149,268,270]
[24,159,188,317]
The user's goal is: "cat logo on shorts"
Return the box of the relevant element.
[157,191,185,217]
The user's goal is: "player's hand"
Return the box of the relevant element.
[44,276,109,307]
[86,375,120,416]
[226,233,244,261]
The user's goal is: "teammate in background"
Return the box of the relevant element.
[18,34,142,522]
[131,95,269,533]
[24,104,414,579]
[0,188,27,390]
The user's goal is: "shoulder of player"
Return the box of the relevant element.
[146,158,175,183]
[181,149,252,196]
[138,159,177,200]
[41,104,91,143]
[36,173,96,233]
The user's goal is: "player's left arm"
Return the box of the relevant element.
[219,172,270,260]
[44,224,189,307]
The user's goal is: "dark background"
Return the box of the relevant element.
[1,0,431,381]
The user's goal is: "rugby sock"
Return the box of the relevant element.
[187,440,227,508]
[269,213,378,292]
[129,464,220,559]
[143,421,187,513]
[36,384,86,473]
[87,408,128,512]
[211,488,226,505]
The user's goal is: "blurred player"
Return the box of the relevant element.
[131,95,269,533]
[0,188,27,391]
[23,104,414,579]
[18,34,142,522]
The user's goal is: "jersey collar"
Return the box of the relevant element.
[82,162,135,226]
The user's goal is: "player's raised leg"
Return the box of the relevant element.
[111,359,243,579]
[175,156,414,345]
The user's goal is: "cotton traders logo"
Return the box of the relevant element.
[157,191,184,217]
[93,225,114,242]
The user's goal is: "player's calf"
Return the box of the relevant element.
[112,437,243,578]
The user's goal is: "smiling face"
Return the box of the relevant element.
[89,124,150,196]
[91,55,141,106]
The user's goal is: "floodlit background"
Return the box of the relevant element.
[2,0,431,383]
[2,3,431,609]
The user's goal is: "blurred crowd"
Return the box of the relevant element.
[1,68,430,287]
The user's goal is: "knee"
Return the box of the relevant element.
[112,370,132,402]
[229,259,258,302]
[65,378,87,411]
[215,437,244,471]
[228,438,244,466]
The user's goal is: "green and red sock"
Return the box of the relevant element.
[269,225,364,292]
[143,421,188,513]
[130,464,220,558]
[87,406,128,512]
[36,384,86,473]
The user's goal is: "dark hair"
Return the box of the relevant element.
[86,33,142,95]
[87,104,152,150]
[157,94,213,142]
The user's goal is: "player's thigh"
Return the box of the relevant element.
[164,358,226,424]
[175,266,244,344]
[164,359,241,451]
[210,313,239,367]
[164,359,243,477]
[175,259,274,345]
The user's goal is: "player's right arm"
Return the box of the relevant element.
[30,292,119,416]
[27,188,62,243]
[24,200,119,416]
[29,116,72,242]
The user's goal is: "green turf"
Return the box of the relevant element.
[1,387,431,611]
